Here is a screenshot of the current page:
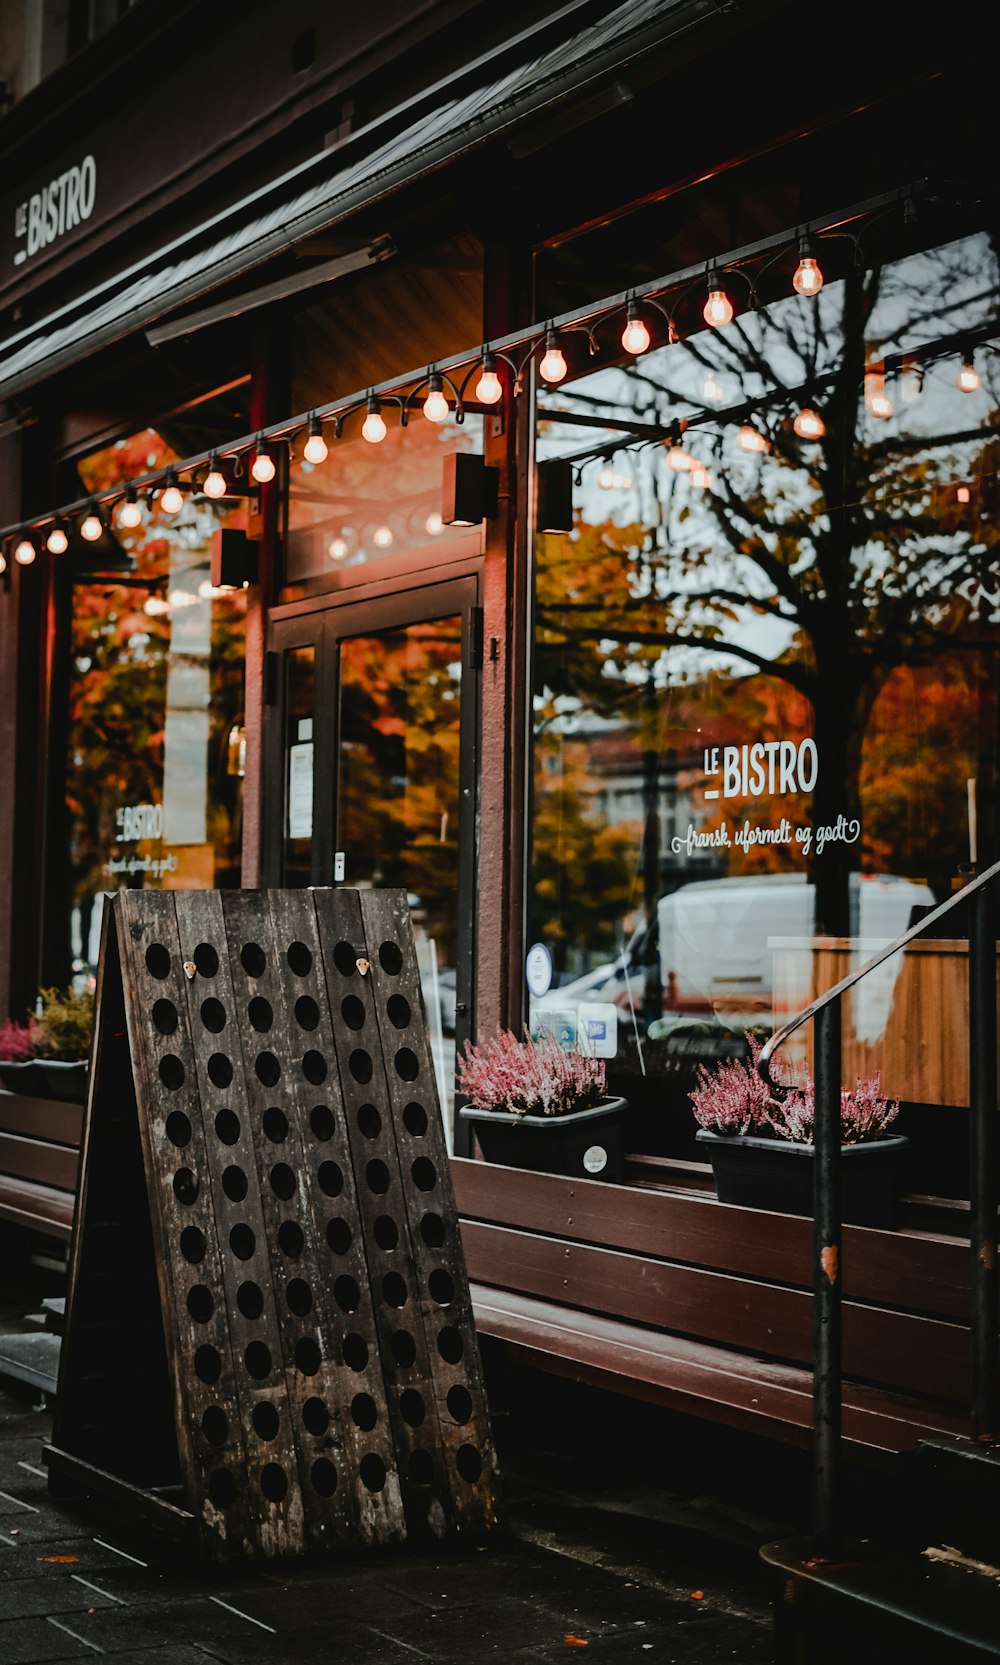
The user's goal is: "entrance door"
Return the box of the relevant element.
[266,579,479,1148]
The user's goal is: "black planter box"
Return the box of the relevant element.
[696,1130,910,1227]
[0,1059,88,1104]
[461,1097,626,1183]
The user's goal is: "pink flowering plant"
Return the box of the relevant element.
[458,1027,606,1118]
[690,1031,899,1145]
[0,1017,40,1062]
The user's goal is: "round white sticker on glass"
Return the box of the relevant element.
[525,942,553,998]
[583,1145,608,1174]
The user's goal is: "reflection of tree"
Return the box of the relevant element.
[537,236,1000,932]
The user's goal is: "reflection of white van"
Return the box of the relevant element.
[658,872,934,1006]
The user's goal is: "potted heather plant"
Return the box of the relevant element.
[458,1027,627,1182]
[0,987,93,1103]
[691,1034,909,1226]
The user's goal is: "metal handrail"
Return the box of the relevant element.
[757,856,1000,1559]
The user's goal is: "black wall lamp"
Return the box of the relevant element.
[536,458,574,533]
[441,453,499,526]
[210,527,259,588]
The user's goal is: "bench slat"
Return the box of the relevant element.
[0,1092,84,1148]
[0,1131,79,1191]
[0,1175,75,1239]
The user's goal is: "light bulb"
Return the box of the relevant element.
[251,440,275,484]
[118,489,142,528]
[737,425,768,454]
[425,512,444,536]
[46,522,68,554]
[144,595,170,617]
[14,537,36,564]
[328,537,349,561]
[702,374,725,403]
[793,407,826,440]
[958,356,980,393]
[423,376,449,423]
[203,455,227,498]
[621,302,650,355]
[690,466,711,490]
[667,443,694,471]
[957,485,972,504]
[539,329,567,384]
[373,525,393,548]
[475,354,503,404]
[160,473,183,514]
[80,512,103,542]
[865,370,892,419]
[0,552,6,575]
[703,272,734,327]
[362,398,387,443]
[792,243,824,296]
[303,417,328,465]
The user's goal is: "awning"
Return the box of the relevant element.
[0,0,717,401]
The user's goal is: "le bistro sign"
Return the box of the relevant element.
[13,154,97,266]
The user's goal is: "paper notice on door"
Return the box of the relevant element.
[288,742,314,839]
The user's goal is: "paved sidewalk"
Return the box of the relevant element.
[0,1378,778,1664]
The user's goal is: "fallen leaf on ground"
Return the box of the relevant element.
[39,1556,79,1563]
[564,1637,589,1647]
[690,1590,704,1599]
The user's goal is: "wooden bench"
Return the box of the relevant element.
[0,1090,82,1243]
[453,1157,979,1463]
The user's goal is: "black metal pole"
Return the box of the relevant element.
[813,998,843,1556]
[969,883,999,1441]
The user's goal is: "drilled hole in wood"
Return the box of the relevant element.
[229,1223,256,1261]
[311,1457,338,1496]
[333,941,357,977]
[208,1468,237,1508]
[186,1285,213,1324]
[267,1162,295,1200]
[262,1106,288,1143]
[365,1159,390,1195]
[429,1269,455,1306]
[245,1341,272,1381]
[295,1337,322,1376]
[278,1221,304,1258]
[193,942,219,977]
[201,1406,228,1446]
[325,1217,352,1254]
[208,1054,233,1089]
[342,1333,369,1372]
[387,994,411,1029]
[241,942,266,978]
[158,1054,185,1090]
[334,1275,360,1313]
[255,1051,281,1087]
[412,1157,436,1192]
[152,999,178,1035]
[180,1226,207,1264]
[394,1048,419,1082]
[403,1102,428,1137]
[286,1278,312,1316]
[400,1389,425,1427]
[295,995,320,1030]
[356,1103,381,1139]
[302,1397,329,1436]
[437,1326,464,1364]
[300,1050,326,1085]
[390,1331,416,1369]
[318,1160,344,1197]
[172,1168,199,1206]
[194,1344,222,1384]
[419,1212,445,1248]
[200,998,226,1033]
[456,1444,483,1483]
[260,1463,288,1502]
[165,1110,192,1147]
[252,1402,280,1442]
[287,940,313,976]
[248,997,273,1033]
[222,1166,248,1203]
[214,1108,241,1145]
[341,995,365,1030]
[360,1453,387,1493]
[447,1385,473,1424]
[378,941,403,976]
[408,1448,434,1485]
[349,1049,373,1083]
[237,1281,264,1319]
[382,1272,407,1308]
[310,1104,335,1141]
[351,1392,378,1432]
[373,1215,399,1251]
[145,943,171,979]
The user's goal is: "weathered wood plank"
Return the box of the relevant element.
[0,1093,84,1148]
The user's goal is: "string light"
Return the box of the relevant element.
[425,512,444,535]
[703,268,734,327]
[792,238,824,297]
[203,454,227,498]
[118,487,142,529]
[957,485,972,504]
[251,436,275,484]
[422,373,449,423]
[865,369,893,419]
[80,508,103,541]
[957,351,981,393]
[667,442,695,471]
[690,465,712,490]
[160,471,183,514]
[46,520,68,554]
[144,595,170,617]
[737,425,769,454]
[621,300,651,356]
[328,537,349,560]
[702,373,726,403]
[539,328,568,384]
[362,396,387,443]
[303,416,328,465]
[475,353,503,404]
[14,536,36,564]
[0,551,5,575]
[793,407,826,439]
[373,525,394,548]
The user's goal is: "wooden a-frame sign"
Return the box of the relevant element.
[46,888,500,1560]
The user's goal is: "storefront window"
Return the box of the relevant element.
[67,429,247,986]
[529,227,1000,1149]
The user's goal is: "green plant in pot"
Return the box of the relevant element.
[0,987,94,1103]
[691,1033,908,1227]
[458,1027,627,1182]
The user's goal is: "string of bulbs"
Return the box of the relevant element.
[0,177,989,575]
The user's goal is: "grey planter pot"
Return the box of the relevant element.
[696,1129,910,1227]
[461,1096,627,1183]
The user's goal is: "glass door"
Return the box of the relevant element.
[267,579,479,1148]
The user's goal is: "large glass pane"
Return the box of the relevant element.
[283,646,316,886]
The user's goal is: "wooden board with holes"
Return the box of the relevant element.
[46,889,500,1560]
